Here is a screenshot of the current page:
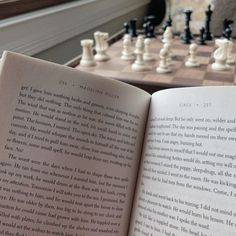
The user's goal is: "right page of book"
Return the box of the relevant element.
[129,86,236,236]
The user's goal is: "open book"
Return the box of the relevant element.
[0,51,236,236]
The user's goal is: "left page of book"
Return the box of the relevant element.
[0,51,151,236]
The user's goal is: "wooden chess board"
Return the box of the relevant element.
[75,35,236,93]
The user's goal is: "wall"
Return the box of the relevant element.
[167,0,212,34]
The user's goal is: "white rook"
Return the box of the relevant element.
[80,39,96,67]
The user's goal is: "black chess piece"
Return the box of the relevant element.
[143,22,150,38]
[181,9,193,44]
[222,19,233,39]
[123,22,130,35]
[148,24,155,38]
[143,15,156,38]
[224,27,232,40]
[162,15,172,32]
[130,18,138,37]
[198,27,206,45]
[204,4,213,40]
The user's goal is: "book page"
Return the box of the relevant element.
[129,86,236,236]
[0,51,151,236]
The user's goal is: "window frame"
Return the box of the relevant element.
[0,0,76,19]
[0,0,150,58]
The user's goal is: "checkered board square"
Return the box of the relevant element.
[76,36,236,88]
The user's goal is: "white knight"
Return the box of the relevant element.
[212,38,229,71]
[94,31,110,61]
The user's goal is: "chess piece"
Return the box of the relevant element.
[123,22,130,35]
[162,15,172,32]
[130,18,138,37]
[198,27,206,45]
[224,27,233,40]
[163,26,173,44]
[227,40,235,64]
[94,31,110,62]
[131,51,149,72]
[121,35,134,60]
[156,48,171,73]
[185,43,200,67]
[163,43,172,65]
[143,38,154,61]
[204,4,213,40]
[222,19,233,39]
[212,38,229,71]
[132,35,148,71]
[80,39,96,67]
[162,27,173,59]
[181,9,193,44]
[135,35,145,52]
[143,15,156,38]
[143,22,150,38]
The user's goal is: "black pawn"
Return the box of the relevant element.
[130,18,138,37]
[204,4,213,40]
[224,27,232,40]
[222,19,233,39]
[181,9,193,44]
[123,22,129,35]
[143,22,150,38]
[198,27,206,45]
[147,15,156,37]
[144,15,156,38]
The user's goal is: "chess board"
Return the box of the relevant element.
[75,35,236,93]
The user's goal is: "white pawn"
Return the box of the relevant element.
[162,26,173,58]
[162,26,173,44]
[163,43,172,65]
[143,38,154,61]
[94,31,110,62]
[156,48,171,73]
[132,36,149,72]
[121,35,134,60]
[134,35,145,54]
[212,38,229,71]
[185,43,200,67]
[131,50,149,72]
[80,39,96,67]
[227,40,235,64]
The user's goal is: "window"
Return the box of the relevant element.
[0,0,76,19]
[0,0,149,60]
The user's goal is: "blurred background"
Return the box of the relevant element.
[0,0,234,64]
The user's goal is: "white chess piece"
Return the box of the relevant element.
[162,26,173,58]
[163,43,172,65]
[156,48,171,73]
[212,38,229,71]
[132,36,149,72]
[80,39,96,67]
[131,51,149,72]
[94,31,110,61]
[227,40,235,64]
[162,26,173,44]
[121,35,134,60]
[134,35,145,54]
[143,38,154,61]
[185,43,200,67]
